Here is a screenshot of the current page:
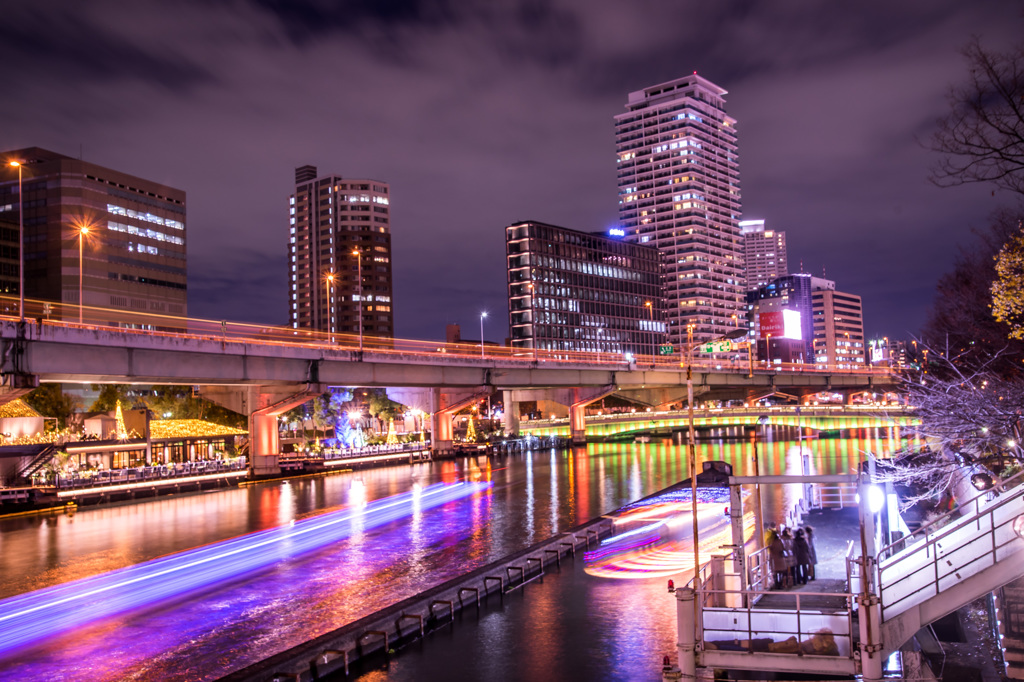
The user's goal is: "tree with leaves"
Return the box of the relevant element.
[144,385,245,428]
[367,388,405,433]
[24,383,81,429]
[89,384,134,413]
[929,37,1024,196]
[992,221,1024,339]
[923,208,1024,376]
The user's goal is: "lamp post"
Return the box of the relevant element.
[527,282,536,361]
[479,311,488,358]
[77,224,90,324]
[351,249,363,352]
[765,332,772,366]
[324,271,335,342]
[644,300,654,365]
[9,161,24,321]
[685,322,699,596]
[751,415,769,551]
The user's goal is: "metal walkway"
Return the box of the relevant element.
[675,469,1024,680]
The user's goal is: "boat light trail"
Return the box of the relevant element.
[585,486,754,580]
[0,481,490,656]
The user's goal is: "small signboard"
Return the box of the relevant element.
[701,340,734,353]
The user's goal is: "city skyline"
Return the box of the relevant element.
[0,2,1020,342]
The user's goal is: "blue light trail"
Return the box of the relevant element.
[0,481,490,656]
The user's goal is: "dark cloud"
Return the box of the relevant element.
[1,0,1022,341]
[0,4,214,90]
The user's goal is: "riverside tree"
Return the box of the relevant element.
[929,37,1024,196]
[992,220,1024,339]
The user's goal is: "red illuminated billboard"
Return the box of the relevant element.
[759,311,785,339]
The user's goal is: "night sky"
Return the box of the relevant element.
[2,1,1021,342]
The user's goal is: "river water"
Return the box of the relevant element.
[0,426,904,680]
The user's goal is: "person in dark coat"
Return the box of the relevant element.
[768,529,787,589]
[793,528,811,584]
[804,526,818,580]
[781,528,796,588]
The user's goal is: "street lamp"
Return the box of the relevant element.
[644,300,654,365]
[324,271,335,341]
[684,321,699,594]
[751,414,769,551]
[351,249,363,352]
[76,223,90,324]
[527,282,537,360]
[479,311,488,358]
[9,161,24,321]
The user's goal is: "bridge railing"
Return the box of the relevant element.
[1,296,893,377]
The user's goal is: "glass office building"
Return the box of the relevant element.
[506,220,667,357]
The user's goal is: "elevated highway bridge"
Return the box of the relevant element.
[0,299,898,474]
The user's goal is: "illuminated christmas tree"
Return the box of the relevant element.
[465,416,477,442]
[386,418,398,445]
[114,400,128,440]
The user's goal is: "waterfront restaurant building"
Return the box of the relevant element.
[506,220,667,357]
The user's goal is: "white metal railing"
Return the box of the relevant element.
[811,483,858,509]
[699,587,855,659]
[747,545,774,593]
[877,471,1024,621]
[54,458,247,490]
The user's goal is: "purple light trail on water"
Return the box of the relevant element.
[0,481,490,656]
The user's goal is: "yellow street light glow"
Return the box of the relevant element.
[9,161,20,167]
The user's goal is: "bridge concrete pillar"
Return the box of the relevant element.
[202,384,322,478]
[569,402,587,444]
[503,390,520,436]
[430,387,492,454]
[430,388,453,453]
[569,386,617,444]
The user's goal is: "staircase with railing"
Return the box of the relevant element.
[675,470,1024,680]
[877,471,1024,657]
[15,443,57,482]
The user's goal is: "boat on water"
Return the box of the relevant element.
[584,486,753,579]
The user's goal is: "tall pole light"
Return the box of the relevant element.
[77,224,90,324]
[324,271,335,342]
[479,311,488,358]
[527,282,536,361]
[685,323,699,599]
[644,300,654,365]
[9,161,23,321]
[351,249,363,352]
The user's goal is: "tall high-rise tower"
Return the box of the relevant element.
[740,219,788,291]
[289,166,393,339]
[615,75,744,346]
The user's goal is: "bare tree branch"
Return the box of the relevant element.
[875,343,1024,509]
[929,37,1024,196]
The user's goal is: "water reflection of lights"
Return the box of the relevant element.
[584,487,753,580]
[0,481,490,656]
[350,479,367,508]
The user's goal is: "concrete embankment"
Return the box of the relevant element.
[218,516,614,682]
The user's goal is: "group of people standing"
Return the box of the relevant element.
[766,523,817,589]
